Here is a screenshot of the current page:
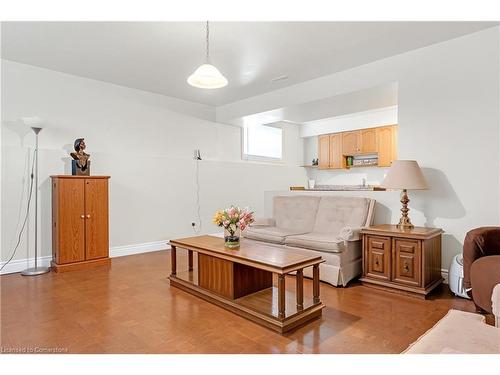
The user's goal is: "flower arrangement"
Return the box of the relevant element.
[213,206,254,248]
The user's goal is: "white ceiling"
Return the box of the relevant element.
[1,22,497,106]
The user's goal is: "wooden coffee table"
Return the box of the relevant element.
[168,235,324,333]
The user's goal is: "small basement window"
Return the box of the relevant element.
[242,124,283,161]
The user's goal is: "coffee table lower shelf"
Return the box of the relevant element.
[170,270,323,333]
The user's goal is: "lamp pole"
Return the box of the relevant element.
[22,127,50,276]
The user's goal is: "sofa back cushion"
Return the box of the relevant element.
[313,196,371,234]
[273,195,320,232]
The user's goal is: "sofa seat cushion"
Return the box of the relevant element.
[243,226,308,244]
[285,232,345,253]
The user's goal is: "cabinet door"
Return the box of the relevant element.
[318,135,330,169]
[56,179,86,264]
[85,179,109,260]
[365,235,391,281]
[392,238,421,286]
[377,126,396,167]
[342,131,360,155]
[329,133,342,169]
[360,128,377,153]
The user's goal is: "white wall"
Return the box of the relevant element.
[225,27,500,270]
[1,60,307,265]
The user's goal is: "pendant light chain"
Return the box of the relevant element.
[206,21,210,63]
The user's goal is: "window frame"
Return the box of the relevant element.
[241,123,285,163]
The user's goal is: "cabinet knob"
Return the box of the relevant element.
[86,214,91,219]
[80,215,85,219]
[403,264,409,272]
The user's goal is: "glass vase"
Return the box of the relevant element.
[224,227,241,249]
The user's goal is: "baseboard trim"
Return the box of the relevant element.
[109,240,170,258]
[0,255,53,275]
[441,269,449,284]
[1,240,170,275]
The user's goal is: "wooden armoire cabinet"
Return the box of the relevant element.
[51,175,111,272]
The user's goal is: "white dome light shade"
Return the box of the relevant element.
[187,63,228,89]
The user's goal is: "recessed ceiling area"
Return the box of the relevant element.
[1,21,497,106]
[235,82,398,127]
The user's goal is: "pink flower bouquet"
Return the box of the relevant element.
[213,206,254,248]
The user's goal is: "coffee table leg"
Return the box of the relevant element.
[296,269,304,310]
[188,250,193,271]
[313,264,320,303]
[171,245,177,276]
[278,274,286,319]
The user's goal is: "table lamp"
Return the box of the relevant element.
[381,160,428,229]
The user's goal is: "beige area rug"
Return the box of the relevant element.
[404,309,500,354]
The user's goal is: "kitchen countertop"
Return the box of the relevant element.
[302,185,386,191]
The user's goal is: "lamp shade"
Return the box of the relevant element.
[187,63,228,89]
[381,160,428,190]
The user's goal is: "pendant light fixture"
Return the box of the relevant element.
[187,21,228,89]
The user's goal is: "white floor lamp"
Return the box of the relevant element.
[21,118,50,276]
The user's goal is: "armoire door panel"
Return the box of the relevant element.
[57,179,86,264]
[85,178,109,260]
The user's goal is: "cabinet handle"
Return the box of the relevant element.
[375,260,379,266]
[403,264,409,272]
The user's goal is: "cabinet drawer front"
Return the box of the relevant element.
[365,236,391,281]
[393,238,421,286]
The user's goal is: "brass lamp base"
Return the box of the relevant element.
[396,189,414,230]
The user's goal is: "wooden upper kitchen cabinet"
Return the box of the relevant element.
[377,125,398,167]
[315,124,398,170]
[342,130,360,155]
[328,133,342,169]
[360,128,377,153]
[51,175,111,272]
[318,134,330,169]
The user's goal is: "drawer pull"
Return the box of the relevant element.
[403,264,409,273]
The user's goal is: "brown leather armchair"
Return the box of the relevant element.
[463,227,500,314]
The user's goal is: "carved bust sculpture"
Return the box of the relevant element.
[70,138,91,175]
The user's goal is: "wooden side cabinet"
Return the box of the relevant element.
[360,225,443,299]
[51,175,111,272]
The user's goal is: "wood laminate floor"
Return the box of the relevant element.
[0,250,475,354]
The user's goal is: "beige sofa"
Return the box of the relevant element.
[244,195,375,286]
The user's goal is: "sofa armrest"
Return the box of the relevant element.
[251,218,276,227]
[338,226,364,242]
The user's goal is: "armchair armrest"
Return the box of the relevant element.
[463,227,500,289]
[338,226,364,242]
[250,218,276,227]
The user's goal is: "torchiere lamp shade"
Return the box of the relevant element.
[381,160,428,190]
[381,160,428,229]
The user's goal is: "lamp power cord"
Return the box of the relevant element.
[1,149,36,272]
